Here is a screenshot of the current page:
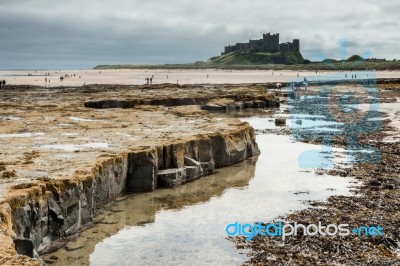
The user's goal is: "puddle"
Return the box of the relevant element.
[54,154,76,159]
[379,102,400,131]
[0,132,44,138]
[44,130,356,266]
[382,136,400,143]
[240,116,276,130]
[310,127,342,132]
[210,109,283,131]
[61,133,80,136]
[289,118,342,129]
[0,116,21,121]
[69,117,107,123]
[39,142,109,152]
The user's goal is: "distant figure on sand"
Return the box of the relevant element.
[0,80,2,88]
[60,76,64,82]
[150,78,153,84]
[275,83,282,93]
[303,81,308,90]
[2,80,5,87]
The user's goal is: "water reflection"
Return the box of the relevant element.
[44,133,355,266]
[42,157,258,265]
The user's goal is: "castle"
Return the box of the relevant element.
[222,33,300,55]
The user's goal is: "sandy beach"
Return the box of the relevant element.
[2,69,400,87]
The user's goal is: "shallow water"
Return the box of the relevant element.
[44,113,357,266]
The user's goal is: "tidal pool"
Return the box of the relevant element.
[43,114,356,266]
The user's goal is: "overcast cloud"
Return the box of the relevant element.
[0,0,399,69]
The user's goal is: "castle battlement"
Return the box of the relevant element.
[222,33,300,55]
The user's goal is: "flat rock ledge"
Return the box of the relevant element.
[0,125,259,265]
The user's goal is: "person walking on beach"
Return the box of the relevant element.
[304,81,308,90]
[2,80,5,87]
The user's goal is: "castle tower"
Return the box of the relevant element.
[292,39,300,52]
[262,33,279,52]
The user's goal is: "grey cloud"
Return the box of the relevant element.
[0,0,398,69]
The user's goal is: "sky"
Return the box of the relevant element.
[0,0,399,69]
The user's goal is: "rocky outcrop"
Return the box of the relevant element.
[84,97,212,109]
[202,99,278,111]
[83,85,280,110]
[0,124,259,264]
[85,98,279,110]
[275,118,286,126]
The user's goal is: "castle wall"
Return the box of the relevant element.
[222,33,300,55]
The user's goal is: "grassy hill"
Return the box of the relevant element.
[94,60,400,71]
[94,54,400,71]
[207,51,304,65]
